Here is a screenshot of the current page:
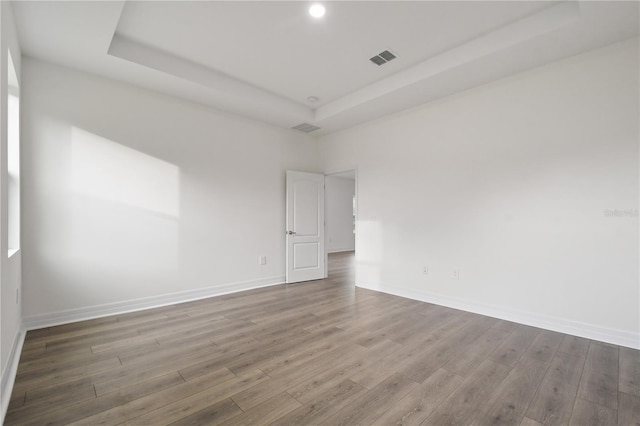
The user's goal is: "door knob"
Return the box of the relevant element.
[287,230,296,235]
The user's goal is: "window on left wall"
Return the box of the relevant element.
[8,51,20,257]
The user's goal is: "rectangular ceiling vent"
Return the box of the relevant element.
[370,50,397,66]
[291,123,321,133]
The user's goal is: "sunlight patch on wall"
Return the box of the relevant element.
[71,127,180,217]
[356,219,383,287]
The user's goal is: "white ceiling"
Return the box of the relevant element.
[12,1,640,136]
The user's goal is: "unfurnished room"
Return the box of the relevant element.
[0,1,639,425]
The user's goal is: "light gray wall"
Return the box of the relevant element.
[319,38,640,348]
[0,0,23,420]
[20,58,319,323]
[325,175,355,253]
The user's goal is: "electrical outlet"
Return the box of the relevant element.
[259,255,267,265]
[422,266,429,275]
[452,269,460,280]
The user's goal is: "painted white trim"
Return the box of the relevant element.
[327,248,356,254]
[23,275,285,331]
[1,328,25,424]
[357,281,640,350]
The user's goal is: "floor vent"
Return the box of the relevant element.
[291,123,321,133]
[370,50,397,66]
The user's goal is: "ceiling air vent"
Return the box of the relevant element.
[370,50,397,66]
[291,123,321,133]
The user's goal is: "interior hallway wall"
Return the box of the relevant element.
[325,175,355,253]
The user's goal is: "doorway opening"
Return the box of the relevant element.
[324,170,356,283]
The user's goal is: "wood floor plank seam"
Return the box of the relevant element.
[571,397,619,425]
[567,340,594,426]
[524,350,587,425]
[512,342,562,426]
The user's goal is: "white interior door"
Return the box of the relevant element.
[286,171,326,283]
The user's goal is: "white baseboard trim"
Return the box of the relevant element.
[327,248,355,254]
[1,327,25,425]
[357,281,640,350]
[23,275,286,331]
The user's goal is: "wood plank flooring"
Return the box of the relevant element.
[5,252,640,425]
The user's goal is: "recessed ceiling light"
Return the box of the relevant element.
[309,4,326,18]
[307,96,319,103]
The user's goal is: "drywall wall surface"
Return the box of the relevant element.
[21,58,319,321]
[325,175,355,253]
[0,0,23,421]
[319,38,639,347]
